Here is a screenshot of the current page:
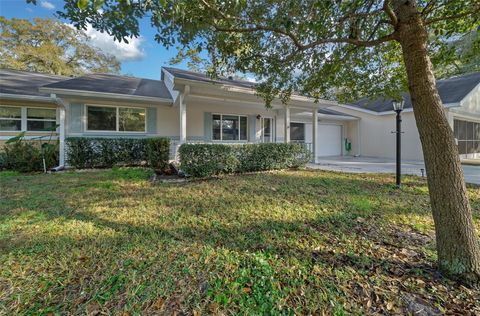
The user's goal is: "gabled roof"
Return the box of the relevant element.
[41,73,172,100]
[350,72,480,113]
[162,67,255,89]
[0,69,68,97]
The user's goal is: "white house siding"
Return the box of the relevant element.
[330,106,425,161]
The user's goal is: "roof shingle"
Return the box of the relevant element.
[0,69,67,97]
[351,72,480,112]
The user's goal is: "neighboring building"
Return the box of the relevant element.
[329,72,480,161]
[1,68,478,167]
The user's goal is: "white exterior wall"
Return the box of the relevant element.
[330,106,425,161]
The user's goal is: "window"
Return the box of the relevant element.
[290,122,305,141]
[27,108,57,131]
[0,106,22,131]
[87,105,146,132]
[454,119,480,155]
[212,114,248,141]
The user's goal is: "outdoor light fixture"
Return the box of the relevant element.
[392,99,405,187]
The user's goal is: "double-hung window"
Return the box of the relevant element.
[212,114,247,141]
[0,106,22,131]
[454,119,480,155]
[86,105,146,132]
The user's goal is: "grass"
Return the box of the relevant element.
[0,168,479,315]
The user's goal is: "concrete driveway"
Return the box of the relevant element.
[308,156,480,185]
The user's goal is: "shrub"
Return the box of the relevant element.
[65,137,170,169]
[146,137,170,171]
[1,141,59,172]
[178,143,311,177]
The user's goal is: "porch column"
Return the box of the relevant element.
[312,108,319,163]
[179,85,190,145]
[59,106,66,166]
[284,106,290,143]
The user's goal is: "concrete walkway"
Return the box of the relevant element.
[307,156,480,185]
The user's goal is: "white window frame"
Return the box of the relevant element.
[261,117,274,143]
[26,107,57,132]
[0,105,58,133]
[85,104,147,133]
[212,113,248,142]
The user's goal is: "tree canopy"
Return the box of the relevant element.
[51,0,479,103]
[0,16,121,76]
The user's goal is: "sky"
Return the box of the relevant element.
[0,0,190,79]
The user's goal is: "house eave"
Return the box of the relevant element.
[0,93,56,103]
[38,87,173,105]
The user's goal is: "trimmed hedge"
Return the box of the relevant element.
[1,141,59,172]
[65,137,170,169]
[178,143,311,177]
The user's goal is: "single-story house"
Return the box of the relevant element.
[0,68,357,167]
[1,68,478,168]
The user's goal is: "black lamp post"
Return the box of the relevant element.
[392,100,405,187]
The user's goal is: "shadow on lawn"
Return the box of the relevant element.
[1,171,440,265]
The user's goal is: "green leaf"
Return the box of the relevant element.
[6,131,26,144]
[77,0,89,10]
[93,0,104,10]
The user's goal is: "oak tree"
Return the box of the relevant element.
[0,16,120,76]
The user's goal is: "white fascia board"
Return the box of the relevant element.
[39,87,173,105]
[0,93,56,103]
[170,75,337,109]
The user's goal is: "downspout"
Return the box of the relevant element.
[51,93,66,171]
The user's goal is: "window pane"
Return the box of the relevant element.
[27,120,57,131]
[475,123,480,141]
[263,118,272,142]
[87,106,116,131]
[457,120,467,140]
[119,108,145,132]
[467,141,475,154]
[222,115,239,140]
[240,116,247,140]
[0,106,21,119]
[475,141,480,153]
[0,119,21,131]
[291,122,305,141]
[454,120,461,139]
[27,108,56,120]
[458,141,467,155]
[212,114,221,140]
[467,121,474,140]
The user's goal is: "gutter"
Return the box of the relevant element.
[0,93,56,103]
[39,87,173,105]
[50,94,67,171]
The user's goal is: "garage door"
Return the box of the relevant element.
[317,124,342,157]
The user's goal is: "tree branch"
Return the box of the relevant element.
[212,24,397,50]
[425,6,480,25]
[383,0,398,26]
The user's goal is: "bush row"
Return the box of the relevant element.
[178,143,311,177]
[0,141,59,173]
[66,137,170,169]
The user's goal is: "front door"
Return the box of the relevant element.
[261,117,273,142]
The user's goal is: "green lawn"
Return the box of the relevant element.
[1,168,479,315]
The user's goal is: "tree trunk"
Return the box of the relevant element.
[394,0,480,284]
